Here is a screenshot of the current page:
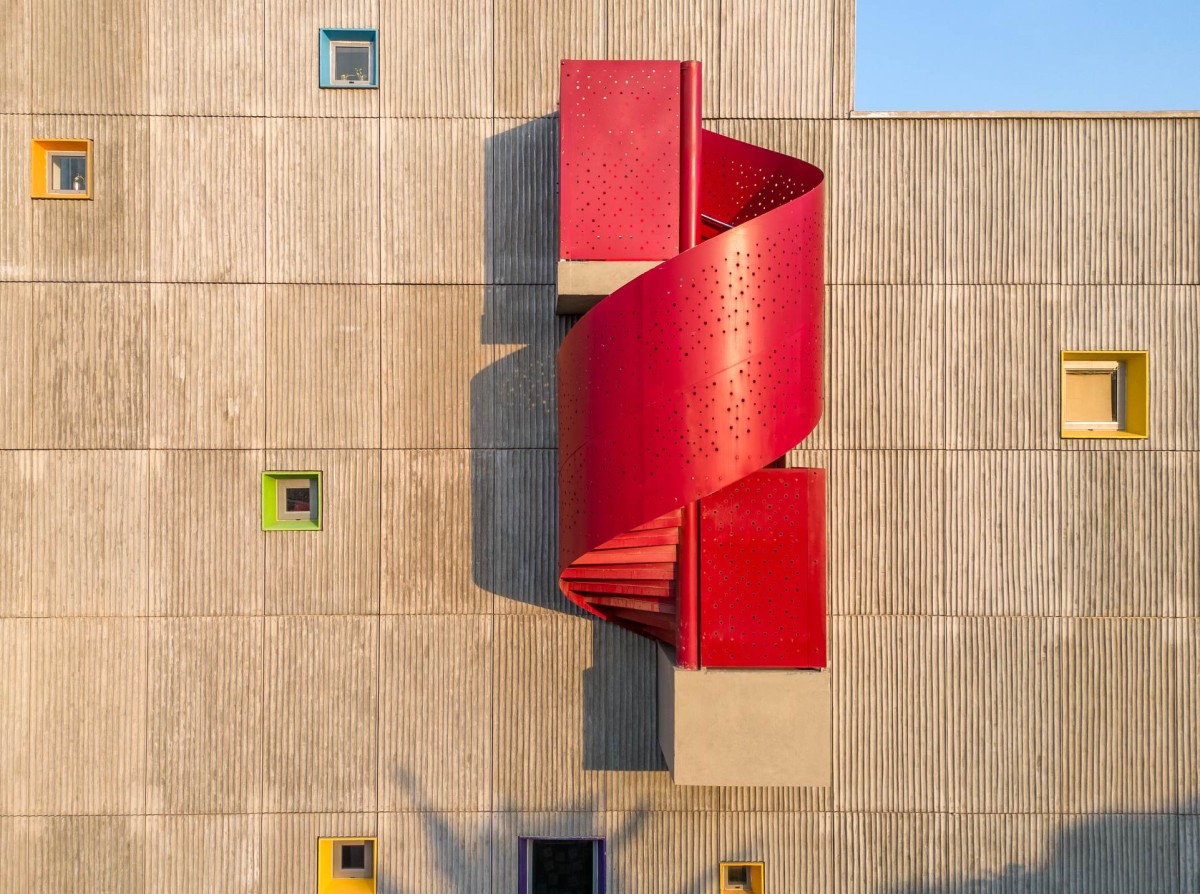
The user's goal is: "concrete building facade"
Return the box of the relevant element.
[0,0,1197,890]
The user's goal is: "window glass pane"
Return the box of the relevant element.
[334,45,371,81]
[51,155,87,192]
[529,840,596,894]
[285,486,311,513]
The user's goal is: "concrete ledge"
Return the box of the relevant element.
[657,645,831,787]
[556,260,662,315]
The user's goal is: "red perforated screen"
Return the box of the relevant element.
[558,60,681,260]
[698,469,827,669]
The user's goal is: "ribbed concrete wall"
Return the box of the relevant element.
[1,0,1198,891]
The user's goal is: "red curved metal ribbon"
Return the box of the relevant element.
[557,128,824,654]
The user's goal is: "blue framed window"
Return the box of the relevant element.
[518,838,605,894]
[319,28,378,88]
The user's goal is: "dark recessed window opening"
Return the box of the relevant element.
[332,839,373,879]
[726,865,750,888]
[524,838,602,894]
[285,486,311,513]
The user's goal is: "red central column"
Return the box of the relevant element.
[675,60,702,670]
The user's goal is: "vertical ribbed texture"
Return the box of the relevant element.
[484,286,565,447]
[829,451,945,616]
[265,285,381,447]
[940,619,1056,812]
[27,618,147,814]
[945,451,1061,617]
[606,810,718,894]
[946,285,1060,448]
[31,451,149,617]
[1182,622,1200,806]
[0,452,31,616]
[31,0,146,113]
[149,283,264,449]
[597,625,725,812]
[382,0,493,117]
[942,119,1062,283]
[31,115,149,281]
[30,283,147,449]
[382,118,489,284]
[149,451,264,616]
[831,812,938,891]
[833,618,946,811]
[146,618,263,812]
[719,812,830,893]
[378,812,491,890]
[490,118,557,285]
[260,812,377,894]
[831,0,854,116]
[489,449,563,614]
[1062,452,1198,618]
[264,0,379,118]
[0,115,30,278]
[830,285,946,447]
[1062,285,1200,450]
[494,0,604,117]
[491,812,607,890]
[0,284,30,448]
[381,285,490,448]
[145,815,261,894]
[381,449,493,614]
[25,816,148,893]
[266,118,380,283]
[0,620,29,813]
[264,449,380,615]
[1062,118,1200,285]
[378,616,493,810]
[0,1,29,111]
[148,0,265,115]
[717,0,833,118]
[605,0,721,115]
[1184,811,1200,889]
[262,617,378,811]
[492,614,603,811]
[832,119,943,284]
[149,117,266,282]
[1053,619,1176,812]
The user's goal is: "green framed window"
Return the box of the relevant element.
[262,471,322,531]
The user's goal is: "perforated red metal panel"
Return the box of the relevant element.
[698,469,826,668]
[556,61,827,669]
[558,60,682,260]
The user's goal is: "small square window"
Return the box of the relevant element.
[1060,350,1148,439]
[332,839,373,879]
[262,470,322,531]
[319,29,378,88]
[318,836,376,892]
[720,862,764,894]
[31,138,92,199]
[520,838,604,894]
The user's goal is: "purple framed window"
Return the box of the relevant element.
[517,837,605,894]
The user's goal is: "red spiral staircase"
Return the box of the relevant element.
[556,60,826,671]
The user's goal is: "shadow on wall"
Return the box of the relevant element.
[377,769,715,894]
[470,117,664,775]
[885,801,1199,894]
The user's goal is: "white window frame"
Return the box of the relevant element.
[275,477,317,522]
[329,39,374,84]
[1063,359,1125,432]
[46,150,88,195]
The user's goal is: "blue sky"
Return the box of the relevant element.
[856,0,1200,111]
